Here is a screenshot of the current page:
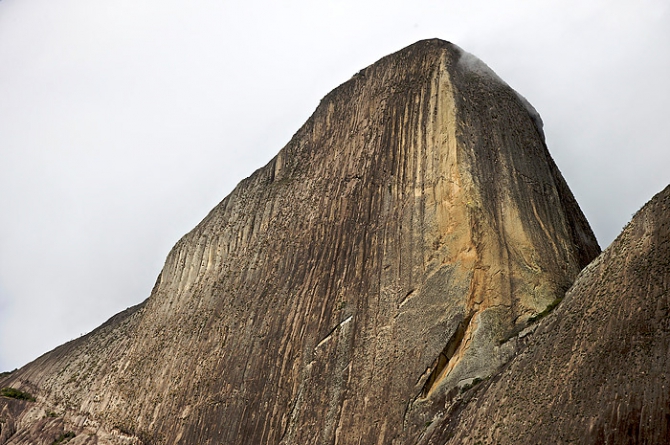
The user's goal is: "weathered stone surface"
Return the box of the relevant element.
[0,39,599,444]
[430,185,670,445]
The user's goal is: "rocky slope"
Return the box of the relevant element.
[0,39,601,444]
[430,184,670,445]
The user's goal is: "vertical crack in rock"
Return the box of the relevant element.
[420,315,473,398]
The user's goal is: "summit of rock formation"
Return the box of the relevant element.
[1,39,604,445]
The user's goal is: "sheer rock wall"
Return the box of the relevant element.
[0,39,600,445]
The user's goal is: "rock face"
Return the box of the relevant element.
[1,39,601,444]
[430,185,670,445]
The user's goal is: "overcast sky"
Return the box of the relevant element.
[1,0,668,371]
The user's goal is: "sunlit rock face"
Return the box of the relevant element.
[0,39,599,445]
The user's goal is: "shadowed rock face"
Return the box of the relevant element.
[427,185,670,445]
[0,39,600,445]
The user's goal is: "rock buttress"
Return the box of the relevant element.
[0,39,599,445]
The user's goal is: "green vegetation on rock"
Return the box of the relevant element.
[1,387,36,402]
